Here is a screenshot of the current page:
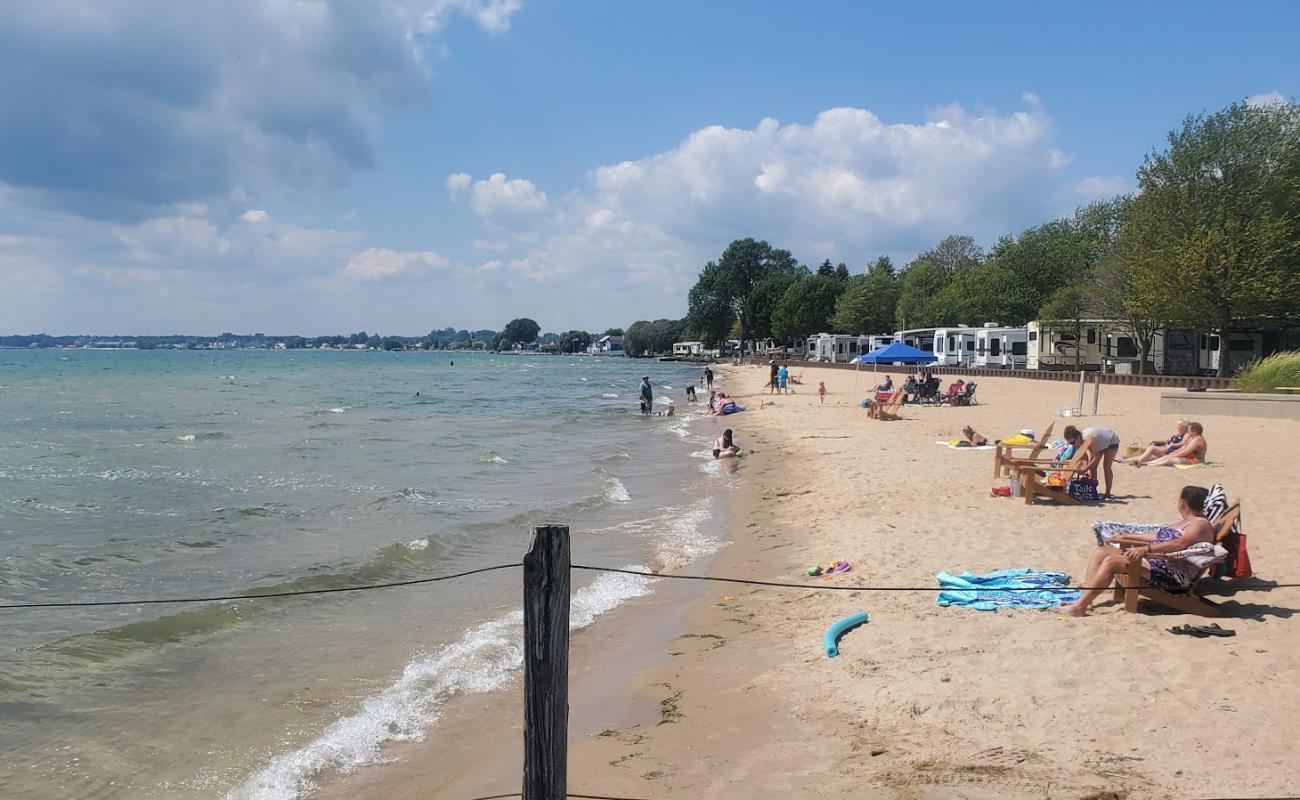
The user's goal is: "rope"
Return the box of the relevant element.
[2,562,1292,610]
[0,563,522,610]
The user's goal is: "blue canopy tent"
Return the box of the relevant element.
[852,342,937,392]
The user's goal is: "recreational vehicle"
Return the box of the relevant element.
[932,326,978,366]
[894,327,939,353]
[808,333,871,364]
[1026,320,1110,371]
[974,326,1029,369]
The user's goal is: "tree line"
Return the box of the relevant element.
[654,99,1300,375]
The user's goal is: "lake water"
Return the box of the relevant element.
[0,349,729,800]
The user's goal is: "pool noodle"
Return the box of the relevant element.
[823,611,870,658]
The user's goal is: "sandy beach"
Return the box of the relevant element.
[559,365,1298,800]
[351,363,1298,800]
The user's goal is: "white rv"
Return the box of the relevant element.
[974,326,1029,369]
[1026,320,1110,370]
[808,333,870,364]
[894,327,939,353]
[932,326,978,366]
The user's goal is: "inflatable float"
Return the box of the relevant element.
[823,611,869,658]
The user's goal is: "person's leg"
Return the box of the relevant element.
[1081,545,1116,585]
[1102,448,1117,496]
[1065,553,1135,615]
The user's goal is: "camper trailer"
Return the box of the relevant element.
[894,327,939,353]
[1026,320,1110,371]
[808,333,871,364]
[932,326,978,366]
[974,326,1029,369]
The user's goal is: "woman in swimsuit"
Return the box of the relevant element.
[1138,422,1207,467]
[1062,485,1213,616]
[1126,419,1189,464]
[713,428,739,459]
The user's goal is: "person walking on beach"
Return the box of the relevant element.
[639,376,653,415]
[704,366,714,391]
[818,381,826,403]
[777,363,790,394]
[768,360,779,394]
[1063,424,1120,499]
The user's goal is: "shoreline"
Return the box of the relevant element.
[316,363,1297,800]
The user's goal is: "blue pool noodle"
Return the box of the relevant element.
[823,611,870,658]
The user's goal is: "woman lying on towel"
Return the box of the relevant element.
[1062,485,1213,617]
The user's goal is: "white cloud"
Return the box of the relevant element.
[241,209,270,223]
[1246,90,1287,108]
[472,238,510,252]
[344,247,452,280]
[445,172,472,198]
[448,172,549,221]
[1073,175,1133,200]
[494,98,1068,296]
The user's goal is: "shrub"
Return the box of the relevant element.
[1235,350,1300,393]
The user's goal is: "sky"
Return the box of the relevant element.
[1,1,1298,336]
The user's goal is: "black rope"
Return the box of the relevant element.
[2,562,1293,610]
[0,563,522,610]
[572,564,1298,593]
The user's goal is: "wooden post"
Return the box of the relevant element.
[1092,372,1101,415]
[522,525,570,800]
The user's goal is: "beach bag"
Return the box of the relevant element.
[1225,533,1253,579]
[1066,476,1100,502]
[1122,439,1143,459]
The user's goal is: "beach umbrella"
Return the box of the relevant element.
[851,342,936,395]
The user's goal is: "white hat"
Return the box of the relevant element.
[1019,428,1036,439]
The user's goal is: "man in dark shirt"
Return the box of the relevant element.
[639,376,653,415]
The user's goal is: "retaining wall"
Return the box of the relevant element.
[1160,391,1300,420]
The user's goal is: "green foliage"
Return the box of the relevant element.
[816,259,835,277]
[832,267,899,334]
[746,271,804,341]
[1130,100,1300,374]
[557,330,592,353]
[502,318,540,345]
[1039,283,1091,369]
[685,238,802,350]
[623,319,685,357]
[834,262,851,281]
[601,327,624,337]
[1235,350,1300,392]
[770,275,844,342]
[894,259,948,328]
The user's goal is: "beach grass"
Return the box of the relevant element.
[1235,349,1300,392]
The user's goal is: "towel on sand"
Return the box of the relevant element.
[934,440,995,450]
[936,568,1079,611]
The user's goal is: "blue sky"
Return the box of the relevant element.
[1,0,1297,335]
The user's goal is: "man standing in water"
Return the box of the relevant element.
[639,376,653,415]
[704,366,714,391]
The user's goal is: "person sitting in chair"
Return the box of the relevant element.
[1062,485,1213,616]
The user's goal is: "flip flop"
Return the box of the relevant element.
[1192,623,1236,637]
[1169,624,1209,637]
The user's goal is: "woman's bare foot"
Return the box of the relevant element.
[1062,602,1089,617]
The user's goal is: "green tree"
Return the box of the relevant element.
[557,330,593,353]
[685,238,801,353]
[1127,100,1300,375]
[770,275,844,342]
[601,327,624,337]
[920,234,984,275]
[746,270,805,341]
[1039,283,1092,370]
[834,262,851,281]
[832,261,899,334]
[816,258,835,277]
[502,318,541,346]
[894,259,948,328]
[623,320,652,357]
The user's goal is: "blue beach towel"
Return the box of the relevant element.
[936,568,1079,611]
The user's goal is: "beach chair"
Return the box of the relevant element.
[955,382,978,406]
[1110,501,1241,616]
[869,390,905,421]
[1013,442,1093,506]
[992,421,1054,478]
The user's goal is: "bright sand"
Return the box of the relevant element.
[363,365,1299,799]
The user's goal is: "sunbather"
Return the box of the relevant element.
[961,425,989,446]
[1137,422,1207,467]
[1124,419,1189,463]
[940,379,965,404]
[1063,485,1213,616]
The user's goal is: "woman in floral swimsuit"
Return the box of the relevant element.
[1063,485,1214,617]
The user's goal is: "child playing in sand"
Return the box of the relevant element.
[818,382,826,404]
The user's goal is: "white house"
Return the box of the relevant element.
[672,341,705,357]
[588,335,624,355]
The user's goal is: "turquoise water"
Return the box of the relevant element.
[0,350,727,799]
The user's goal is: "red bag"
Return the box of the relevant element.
[1225,533,1253,580]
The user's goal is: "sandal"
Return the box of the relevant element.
[1169,623,1235,638]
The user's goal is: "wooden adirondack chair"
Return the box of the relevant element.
[872,390,906,421]
[1110,501,1242,616]
[1013,440,1093,505]
[992,421,1055,478]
